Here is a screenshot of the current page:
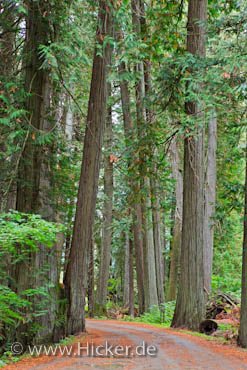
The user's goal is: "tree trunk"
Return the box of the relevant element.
[238,136,247,347]
[142,177,159,309]
[204,113,217,294]
[123,232,130,307]
[96,86,113,308]
[167,139,183,301]
[88,237,95,318]
[16,3,50,215]
[129,236,135,317]
[0,2,17,293]
[131,0,158,310]
[13,1,62,344]
[140,0,161,308]
[118,58,145,313]
[172,0,207,330]
[64,0,112,335]
[0,2,16,212]
[151,176,165,304]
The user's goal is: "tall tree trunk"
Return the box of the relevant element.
[167,139,183,301]
[88,237,95,318]
[0,1,16,212]
[204,113,217,294]
[122,227,135,316]
[0,2,17,295]
[123,232,130,307]
[142,177,159,309]
[238,136,247,348]
[151,176,165,304]
[16,3,50,215]
[131,0,158,310]
[129,236,135,317]
[118,58,145,314]
[96,86,113,309]
[132,204,145,313]
[172,0,207,330]
[140,0,161,307]
[64,0,112,335]
[14,1,62,344]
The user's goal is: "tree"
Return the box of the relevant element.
[65,0,112,335]
[118,34,145,313]
[88,237,95,318]
[0,0,18,211]
[151,174,165,305]
[172,0,207,330]
[97,85,114,310]
[13,0,64,344]
[123,231,130,307]
[16,0,53,216]
[167,139,183,301]
[204,114,217,294]
[131,0,158,310]
[238,136,247,348]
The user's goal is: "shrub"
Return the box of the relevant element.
[0,211,64,349]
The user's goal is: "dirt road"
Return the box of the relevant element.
[5,319,247,369]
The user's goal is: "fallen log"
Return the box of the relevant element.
[206,293,240,319]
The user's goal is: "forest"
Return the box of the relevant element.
[0,0,247,367]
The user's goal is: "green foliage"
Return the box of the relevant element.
[137,302,176,326]
[0,0,246,352]
[0,286,30,329]
[0,211,64,342]
[0,211,64,267]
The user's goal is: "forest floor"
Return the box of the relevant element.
[4,319,247,370]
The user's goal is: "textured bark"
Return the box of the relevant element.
[0,3,17,294]
[238,138,247,348]
[0,3,16,211]
[129,236,135,317]
[119,59,145,313]
[65,0,112,335]
[141,0,161,308]
[142,177,159,309]
[151,176,165,305]
[204,113,217,294]
[88,238,95,318]
[172,0,207,330]
[0,2,15,75]
[32,228,63,344]
[132,203,145,313]
[13,1,62,344]
[162,212,167,282]
[167,139,183,301]
[61,98,75,277]
[16,3,51,215]
[121,228,135,316]
[132,0,158,310]
[123,232,130,307]
[97,93,113,307]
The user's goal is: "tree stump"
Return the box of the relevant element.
[199,319,218,335]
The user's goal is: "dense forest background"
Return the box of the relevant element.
[0,0,247,357]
